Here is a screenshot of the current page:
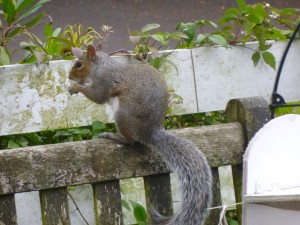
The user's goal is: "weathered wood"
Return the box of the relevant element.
[226,96,271,144]
[93,180,123,225]
[144,174,173,222]
[231,164,243,225]
[0,123,244,195]
[226,96,271,225]
[204,168,222,225]
[0,194,17,225]
[40,188,70,225]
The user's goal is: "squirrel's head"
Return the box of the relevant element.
[68,45,99,84]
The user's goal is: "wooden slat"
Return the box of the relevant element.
[40,188,70,225]
[93,180,123,225]
[0,194,17,225]
[204,168,222,225]
[144,174,173,222]
[0,123,244,195]
[231,164,243,225]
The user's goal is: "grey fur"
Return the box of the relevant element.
[69,48,212,225]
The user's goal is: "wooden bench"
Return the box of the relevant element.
[0,97,271,225]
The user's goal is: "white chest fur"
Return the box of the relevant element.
[108,97,119,115]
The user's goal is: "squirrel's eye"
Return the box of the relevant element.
[76,61,83,69]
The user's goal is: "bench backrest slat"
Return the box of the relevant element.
[0,123,243,196]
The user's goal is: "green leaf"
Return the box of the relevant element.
[258,42,271,51]
[208,34,228,47]
[140,23,160,33]
[247,14,263,24]
[236,0,246,10]
[6,26,23,39]
[262,51,276,70]
[275,101,300,116]
[151,34,166,44]
[195,19,218,28]
[24,12,44,28]
[178,23,197,41]
[220,8,240,24]
[224,8,240,18]
[14,0,49,24]
[196,34,206,43]
[44,22,53,37]
[148,56,161,69]
[269,28,287,41]
[121,200,131,211]
[2,0,17,24]
[7,139,20,149]
[92,121,106,131]
[251,52,260,67]
[54,130,71,137]
[0,46,11,65]
[129,201,148,224]
[15,136,29,147]
[168,31,189,40]
[52,27,61,37]
[252,3,268,18]
[16,0,35,13]
[24,133,42,145]
[280,8,298,16]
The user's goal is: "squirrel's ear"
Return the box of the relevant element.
[95,43,103,51]
[71,47,83,58]
[87,45,96,60]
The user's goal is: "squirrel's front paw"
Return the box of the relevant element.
[68,85,79,95]
[99,132,134,145]
[99,132,115,140]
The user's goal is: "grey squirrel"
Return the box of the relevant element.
[68,45,212,225]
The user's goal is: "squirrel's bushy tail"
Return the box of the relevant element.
[147,129,212,225]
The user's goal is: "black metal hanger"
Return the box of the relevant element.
[270,21,300,118]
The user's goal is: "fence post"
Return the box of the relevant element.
[226,96,271,224]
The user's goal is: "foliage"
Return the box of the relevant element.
[0,111,226,150]
[20,23,113,64]
[0,0,50,65]
[122,200,148,225]
[130,0,299,70]
[19,22,65,64]
[129,23,188,68]
[0,121,116,149]
[217,0,299,70]
[176,20,228,48]
[164,111,226,130]
[226,209,239,225]
[62,24,112,48]
[274,101,300,117]
[0,0,113,64]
